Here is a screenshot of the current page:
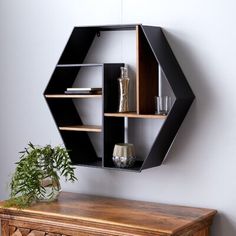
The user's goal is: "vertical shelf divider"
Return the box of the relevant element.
[136,25,158,115]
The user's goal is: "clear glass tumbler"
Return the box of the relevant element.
[155,96,171,115]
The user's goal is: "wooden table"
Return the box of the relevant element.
[0,192,216,236]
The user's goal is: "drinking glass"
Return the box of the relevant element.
[155,96,171,115]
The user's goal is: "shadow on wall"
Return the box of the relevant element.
[211,213,236,235]
[160,28,213,166]
[161,30,235,236]
[163,28,215,114]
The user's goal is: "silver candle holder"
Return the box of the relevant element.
[112,143,136,168]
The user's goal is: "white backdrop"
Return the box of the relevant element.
[1,0,236,235]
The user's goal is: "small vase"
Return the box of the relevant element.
[37,173,61,202]
[118,66,130,112]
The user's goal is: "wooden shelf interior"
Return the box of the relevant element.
[104,112,166,119]
[59,125,102,132]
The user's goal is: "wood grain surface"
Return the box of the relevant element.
[0,192,217,236]
[104,112,166,119]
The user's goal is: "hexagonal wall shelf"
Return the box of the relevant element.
[44,24,195,172]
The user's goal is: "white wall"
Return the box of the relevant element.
[0,0,236,235]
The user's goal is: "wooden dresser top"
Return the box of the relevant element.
[0,192,217,236]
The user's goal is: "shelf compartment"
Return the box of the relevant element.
[57,63,103,67]
[44,66,81,94]
[59,125,102,132]
[103,116,124,168]
[103,64,125,113]
[104,112,166,119]
[60,131,99,165]
[45,94,102,98]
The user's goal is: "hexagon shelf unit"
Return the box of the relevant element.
[44,24,195,172]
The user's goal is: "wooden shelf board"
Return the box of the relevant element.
[104,112,166,119]
[45,94,102,98]
[59,125,102,132]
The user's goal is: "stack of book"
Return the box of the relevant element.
[64,88,102,95]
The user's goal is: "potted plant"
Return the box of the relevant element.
[5,143,77,208]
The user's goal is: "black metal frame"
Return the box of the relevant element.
[44,24,195,172]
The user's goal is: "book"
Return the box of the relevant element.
[66,87,102,92]
[64,87,102,95]
[64,91,92,95]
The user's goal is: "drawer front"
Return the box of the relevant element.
[1,218,211,236]
[2,219,147,236]
[9,226,68,236]
[1,220,70,236]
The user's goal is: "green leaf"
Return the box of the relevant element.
[6,143,77,208]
